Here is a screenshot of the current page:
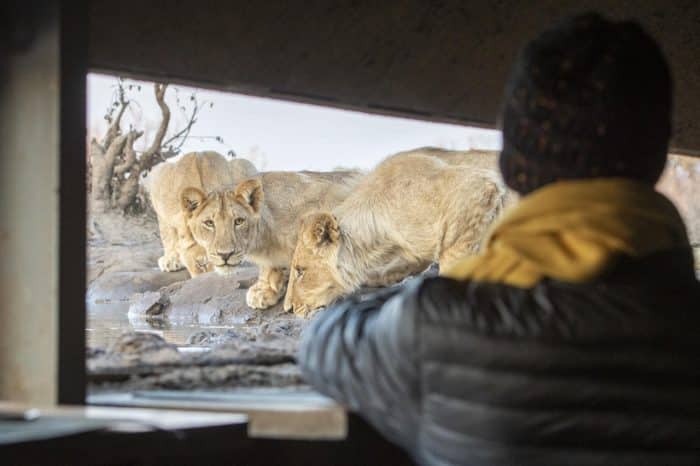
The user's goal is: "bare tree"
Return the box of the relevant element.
[88,79,225,214]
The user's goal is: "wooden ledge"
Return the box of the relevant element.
[87,388,347,440]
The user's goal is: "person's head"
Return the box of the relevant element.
[499,12,672,194]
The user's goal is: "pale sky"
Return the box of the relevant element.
[87,73,502,172]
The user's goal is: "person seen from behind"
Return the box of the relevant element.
[297,12,700,466]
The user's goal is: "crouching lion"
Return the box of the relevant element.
[283,150,510,315]
[147,151,257,276]
[180,170,363,309]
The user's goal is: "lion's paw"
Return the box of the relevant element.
[246,284,283,309]
[193,256,211,275]
[158,255,184,272]
[292,304,319,319]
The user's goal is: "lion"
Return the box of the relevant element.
[179,170,363,309]
[398,146,500,171]
[283,150,510,315]
[147,151,257,276]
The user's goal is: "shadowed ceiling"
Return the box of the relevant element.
[89,0,700,155]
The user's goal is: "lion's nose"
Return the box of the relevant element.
[217,251,235,262]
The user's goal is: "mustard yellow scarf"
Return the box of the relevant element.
[443,178,690,288]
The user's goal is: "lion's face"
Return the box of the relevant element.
[181,179,264,276]
[284,213,348,315]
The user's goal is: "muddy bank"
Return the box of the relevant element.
[87,211,310,393]
[88,330,304,393]
[88,266,309,392]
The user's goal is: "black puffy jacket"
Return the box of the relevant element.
[298,249,700,466]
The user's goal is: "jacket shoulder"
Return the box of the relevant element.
[409,250,700,342]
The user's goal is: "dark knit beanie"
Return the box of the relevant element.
[500,12,672,194]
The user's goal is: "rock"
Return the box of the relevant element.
[88,332,182,375]
[108,331,173,355]
[186,330,222,346]
[127,291,170,317]
[161,266,255,298]
[125,265,301,327]
[201,341,296,366]
[88,270,188,304]
[187,328,256,346]
[87,330,305,391]
[92,364,305,391]
[260,319,307,340]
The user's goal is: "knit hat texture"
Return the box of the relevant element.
[500,12,672,194]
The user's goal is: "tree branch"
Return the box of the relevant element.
[103,133,129,169]
[102,83,129,148]
[113,130,143,176]
[89,78,215,213]
[89,138,105,160]
[141,83,170,160]
[161,100,202,151]
[90,133,128,210]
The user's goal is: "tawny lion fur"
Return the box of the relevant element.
[284,148,512,315]
[147,151,257,276]
[180,170,363,309]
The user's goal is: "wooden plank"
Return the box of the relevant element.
[88,389,347,440]
[0,401,246,446]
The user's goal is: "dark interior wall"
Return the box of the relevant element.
[0,0,86,405]
[89,0,700,155]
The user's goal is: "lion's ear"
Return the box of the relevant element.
[305,213,340,248]
[180,187,206,214]
[234,178,264,214]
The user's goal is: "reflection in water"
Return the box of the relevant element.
[86,302,236,348]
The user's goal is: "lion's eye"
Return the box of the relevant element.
[203,220,215,229]
[234,217,245,226]
[295,267,305,278]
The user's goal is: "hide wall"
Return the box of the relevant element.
[89,0,700,154]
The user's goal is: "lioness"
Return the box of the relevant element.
[283,151,509,315]
[398,146,500,171]
[180,170,363,309]
[148,151,257,276]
